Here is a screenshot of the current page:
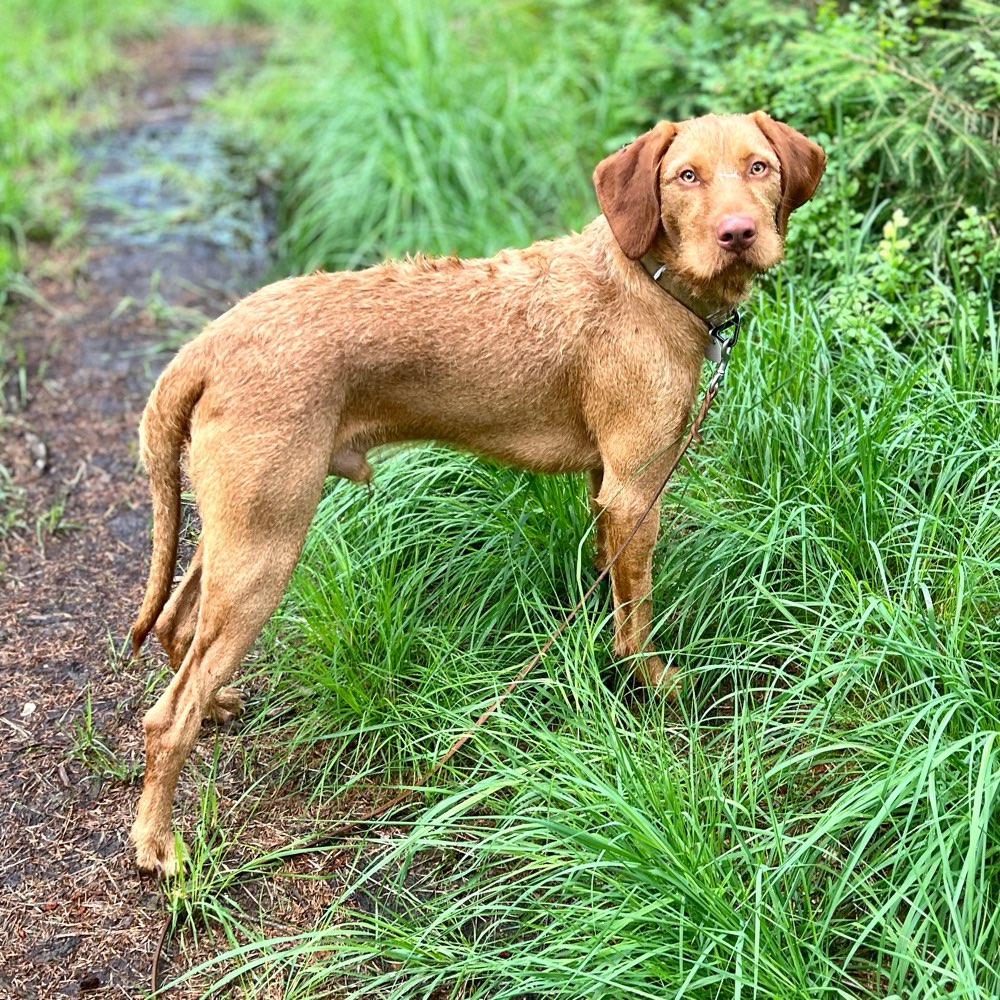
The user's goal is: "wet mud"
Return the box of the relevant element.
[0,28,271,997]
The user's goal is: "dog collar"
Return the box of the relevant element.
[639,254,736,361]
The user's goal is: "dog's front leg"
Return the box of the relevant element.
[594,463,678,693]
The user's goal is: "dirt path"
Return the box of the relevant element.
[0,28,270,997]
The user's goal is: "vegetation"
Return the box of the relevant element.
[3,0,999,996]
[0,0,162,303]
[0,0,164,539]
[168,1,999,996]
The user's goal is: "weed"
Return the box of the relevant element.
[69,684,138,783]
[0,462,25,543]
[111,276,213,356]
[34,495,83,556]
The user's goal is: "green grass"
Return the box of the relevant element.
[160,242,1000,996]
[0,0,167,300]
[140,1,1000,996]
[5,0,997,995]
[213,0,680,269]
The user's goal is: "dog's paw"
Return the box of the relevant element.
[206,685,245,725]
[131,824,183,880]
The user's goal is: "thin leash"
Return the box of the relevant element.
[150,312,741,993]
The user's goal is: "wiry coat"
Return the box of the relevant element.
[129,111,825,877]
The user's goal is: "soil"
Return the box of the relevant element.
[0,28,275,998]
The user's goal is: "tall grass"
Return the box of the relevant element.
[215,0,674,269]
[131,0,1000,995]
[165,243,1000,995]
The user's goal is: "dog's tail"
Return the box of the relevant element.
[131,350,205,656]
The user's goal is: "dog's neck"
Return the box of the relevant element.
[639,254,732,328]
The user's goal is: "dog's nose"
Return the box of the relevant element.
[716,215,758,252]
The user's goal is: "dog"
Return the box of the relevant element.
[128,111,825,875]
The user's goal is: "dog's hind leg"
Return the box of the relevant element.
[130,454,327,877]
[151,540,244,724]
[131,529,311,876]
[587,466,608,571]
[153,540,202,671]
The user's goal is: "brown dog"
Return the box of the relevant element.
[129,111,825,875]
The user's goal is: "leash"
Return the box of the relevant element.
[150,312,741,993]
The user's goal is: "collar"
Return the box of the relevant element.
[639,253,738,362]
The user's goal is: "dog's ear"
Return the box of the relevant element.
[593,121,678,260]
[750,111,826,237]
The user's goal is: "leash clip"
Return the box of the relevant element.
[705,309,740,394]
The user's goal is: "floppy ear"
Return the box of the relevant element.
[593,121,678,260]
[750,111,826,237]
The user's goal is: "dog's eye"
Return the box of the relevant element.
[749,160,769,176]
[678,168,698,184]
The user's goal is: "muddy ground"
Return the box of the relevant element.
[0,28,275,997]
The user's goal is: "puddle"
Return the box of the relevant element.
[81,117,271,309]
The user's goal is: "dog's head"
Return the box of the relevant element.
[593,112,825,302]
